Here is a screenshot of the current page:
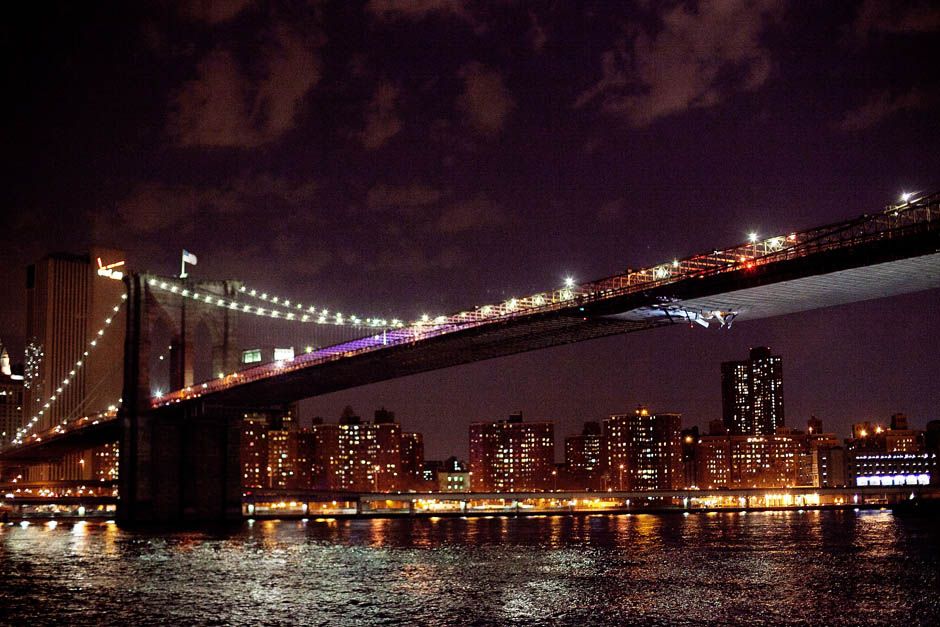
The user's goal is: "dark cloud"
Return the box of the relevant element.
[597,197,624,222]
[168,24,323,147]
[457,62,515,136]
[111,175,319,238]
[852,0,940,39]
[359,81,404,150]
[527,9,548,53]
[575,0,785,126]
[366,0,473,23]
[179,0,254,24]
[366,183,443,211]
[436,192,502,234]
[838,89,932,132]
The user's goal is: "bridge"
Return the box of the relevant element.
[2,192,940,524]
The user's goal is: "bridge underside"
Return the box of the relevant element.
[614,250,940,324]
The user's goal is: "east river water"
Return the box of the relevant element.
[0,510,938,626]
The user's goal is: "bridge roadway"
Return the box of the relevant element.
[149,197,940,410]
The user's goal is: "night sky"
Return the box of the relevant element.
[3,1,939,460]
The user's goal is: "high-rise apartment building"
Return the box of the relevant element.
[239,404,296,489]
[240,412,269,489]
[469,412,554,492]
[605,407,682,491]
[373,408,403,492]
[309,418,340,490]
[400,431,425,488]
[721,346,784,435]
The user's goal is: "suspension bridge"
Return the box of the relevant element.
[2,192,940,523]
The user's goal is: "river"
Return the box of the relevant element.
[1,510,937,625]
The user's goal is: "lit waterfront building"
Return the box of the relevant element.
[289,429,317,490]
[437,457,470,492]
[604,407,682,491]
[373,408,403,492]
[695,430,804,489]
[335,407,378,491]
[309,417,340,490]
[240,412,269,488]
[400,431,425,489]
[849,452,938,486]
[469,412,554,492]
[721,346,785,435]
[328,406,405,492]
[564,421,604,489]
[680,426,700,488]
[91,441,119,482]
[813,445,847,487]
[729,432,800,488]
[696,434,732,489]
[267,429,292,489]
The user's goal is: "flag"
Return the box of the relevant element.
[182,250,198,266]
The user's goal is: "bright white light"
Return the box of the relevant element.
[564,277,575,288]
[900,192,912,203]
[748,232,759,243]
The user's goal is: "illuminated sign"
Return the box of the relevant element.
[96,257,125,280]
[273,347,295,361]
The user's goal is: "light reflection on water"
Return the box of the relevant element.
[0,511,938,625]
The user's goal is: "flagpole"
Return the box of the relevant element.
[180,251,188,279]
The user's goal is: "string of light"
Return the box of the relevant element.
[13,295,127,446]
[147,277,407,328]
[149,276,584,334]
[236,283,407,329]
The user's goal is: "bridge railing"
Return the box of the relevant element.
[152,193,940,407]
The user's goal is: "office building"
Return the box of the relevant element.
[24,248,126,432]
[0,345,24,447]
[22,248,126,481]
[469,412,554,492]
[721,346,785,435]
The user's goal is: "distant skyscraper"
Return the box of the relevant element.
[469,412,554,492]
[22,248,126,481]
[0,343,24,447]
[24,248,126,432]
[721,346,784,435]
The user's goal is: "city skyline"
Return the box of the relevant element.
[1,1,939,476]
[2,4,939,624]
